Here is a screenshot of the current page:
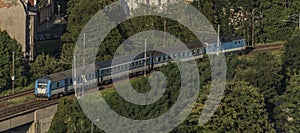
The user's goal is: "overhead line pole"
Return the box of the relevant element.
[12,51,15,94]
[82,33,86,97]
[74,55,77,97]
[83,33,86,67]
[164,20,166,48]
[252,9,255,47]
[217,24,220,55]
[144,39,147,78]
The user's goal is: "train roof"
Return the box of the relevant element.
[221,36,244,43]
[96,41,204,68]
[43,69,73,81]
[38,37,244,81]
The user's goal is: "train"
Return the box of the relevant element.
[34,37,246,98]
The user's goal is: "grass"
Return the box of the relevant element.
[255,41,285,46]
[8,95,36,106]
[0,84,34,97]
[35,40,63,54]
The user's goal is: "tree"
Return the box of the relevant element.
[174,81,275,132]
[60,0,123,64]
[282,30,300,77]
[232,51,282,107]
[49,97,105,133]
[273,75,300,132]
[29,53,64,81]
[0,30,27,92]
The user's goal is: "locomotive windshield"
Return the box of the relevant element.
[37,78,49,89]
[37,84,47,89]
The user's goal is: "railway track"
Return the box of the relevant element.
[253,43,283,50]
[0,89,34,102]
[0,99,60,120]
[0,89,35,108]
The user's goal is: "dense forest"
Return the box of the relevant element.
[49,35,300,132]
[48,0,300,132]
[0,0,300,132]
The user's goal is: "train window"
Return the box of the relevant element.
[104,69,107,75]
[131,62,134,68]
[163,56,167,61]
[158,57,161,62]
[70,79,73,84]
[117,66,120,71]
[102,70,105,75]
[135,61,138,66]
[238,41,241,43]
[235,41,237,44]
[197,49,201,54]
[56,82,60,88]
[65,79,69,86]
[193,50,196,55]
[140,61,143,66]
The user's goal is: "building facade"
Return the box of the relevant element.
[37,0,54,25]
[0,0,37,60]
[123,0,193,13]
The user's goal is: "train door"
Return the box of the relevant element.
[64,79,69,94]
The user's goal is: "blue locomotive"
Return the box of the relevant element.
[34,37,246,98]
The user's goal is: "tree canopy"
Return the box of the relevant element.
[0,30,27,92]
[273,75,300,132]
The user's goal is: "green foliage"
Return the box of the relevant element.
[282,30,300,76]
[96,28,123,62]
[62,0,115,43]
[273,75,300,132]
[29,53,64,81]
[60,0,122,64]
[49,98,104,133]
[103,63,181,119]
[0,30,27,92]
[48,0,300,132]
[175,81,275,132]
[232,51,283,101]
